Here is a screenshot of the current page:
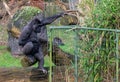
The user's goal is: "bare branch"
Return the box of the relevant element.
[2,0,12,18]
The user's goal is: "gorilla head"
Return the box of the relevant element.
[53,37,64,46]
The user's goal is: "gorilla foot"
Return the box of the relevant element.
[37,67,47,74]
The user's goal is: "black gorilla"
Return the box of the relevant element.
[18,12,68,73]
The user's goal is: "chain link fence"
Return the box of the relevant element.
[49,26,120,82]
[0,25,120,82]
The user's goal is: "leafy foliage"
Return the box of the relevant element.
[13,6,41,26]
[77,0,120,81]
[86,0,120,29]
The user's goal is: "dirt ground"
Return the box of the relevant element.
[0,66,82,82]
[0,0,29,25]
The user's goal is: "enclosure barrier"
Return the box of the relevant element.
[0,26,120,82]
[49,26,120,82]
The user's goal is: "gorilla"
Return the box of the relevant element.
[18,12,68,73]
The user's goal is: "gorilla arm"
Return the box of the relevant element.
[41,12,64,25]
[34,12,67,31]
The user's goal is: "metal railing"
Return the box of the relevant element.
[49,26,120,82]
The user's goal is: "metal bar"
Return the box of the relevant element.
[49,29,53,82]
[116,32,119,82]
[50,26,120,32]
[48,0,52,82]
[74,29,78,82]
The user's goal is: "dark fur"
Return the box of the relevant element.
[18,12,65,73]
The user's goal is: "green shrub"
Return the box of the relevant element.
[78,0,120,81]
[86,0,120,29]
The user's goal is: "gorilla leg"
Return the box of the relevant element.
[12,42,33,56]
[22,42,36,63]
[34,47,47,73]
[22,42,33,55]
[21,42,37,67]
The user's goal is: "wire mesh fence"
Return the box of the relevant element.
[49,26,120,82]
[0,24,120,82]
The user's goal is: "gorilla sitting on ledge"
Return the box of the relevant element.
[18,12,68,73]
